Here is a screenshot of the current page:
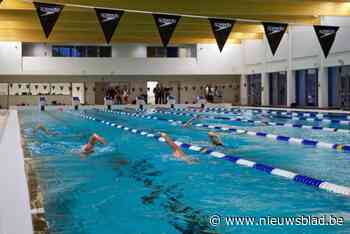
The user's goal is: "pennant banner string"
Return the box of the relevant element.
[25,0,318,26]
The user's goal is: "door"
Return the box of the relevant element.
[247,74,261,106]
[305,69,318,107]
[169,81,181,104]
[72,83,85,104]
[340,75,350,108]
[269,72,287,107]
[95,82,108,105]
[296,69,318,107]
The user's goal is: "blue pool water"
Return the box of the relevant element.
[19,108,350,234]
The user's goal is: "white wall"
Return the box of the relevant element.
[0,42,22,74]
[196,44,243,74]
[16,43,242,76]
[22,57,201,75]
[2,17,350,79]
[21,44,242,75]
[242,17,350,74]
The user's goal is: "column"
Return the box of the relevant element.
[318,66,329,108]
[286,70,296,107]
[240,74,248,105]
[287,26,296,107]
[85,81,95,105]
[261,73,270,106]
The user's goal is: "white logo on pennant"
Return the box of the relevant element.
[214,22,232,32]
[100,13,119,23]
[40,7,61,17]
[267,26,284,35]
[158,18,177,27]
[319,29,336,39]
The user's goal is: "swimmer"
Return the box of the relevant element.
[259,121,269,126]
[182,115,201,128]
[81,133,107,156]
[208,131,224,147]
[336,144,344,152]
[32,124,54,136]
[160,133,197,164]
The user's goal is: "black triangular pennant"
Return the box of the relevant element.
[153,14,181,47]
[95,8,124,44]
[263,22,288,56]
[34,2,64,38]
[314,25,339,58]
[209,18,235,52]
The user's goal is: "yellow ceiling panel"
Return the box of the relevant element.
[0,0,345,43]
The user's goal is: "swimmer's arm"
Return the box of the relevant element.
[165,137,183,153]
[161,133,186,156]
[99,137,107,145]
[182,118,193,127]
[182,156,199,164]
[182,116,199,127]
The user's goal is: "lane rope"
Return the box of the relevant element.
[174,107,350,123]
[191,107,350,119]
[73,111,350,198]
[98,109,350,153]
[153,109,350,134]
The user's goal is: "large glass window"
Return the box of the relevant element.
[147,45,196,58]
[52,45,111,57]
[87,46,98,57]
[295,69,318,107]
[329,66,350,109]
[247,74,262,106]
[269,71,287,106]
[100,46,112,57]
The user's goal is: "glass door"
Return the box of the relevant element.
[247,74,262,106]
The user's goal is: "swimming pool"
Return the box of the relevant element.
[20,107,350,234]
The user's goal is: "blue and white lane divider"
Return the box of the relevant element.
[76,112,350,198]
[199,107,350,119]
[180,107,322,117]
[285,116,350,125]
[180,107,350,122]
[153,110,350,134]
[172,108,350,125]
[97,109,350,153]
[172,108,240,115]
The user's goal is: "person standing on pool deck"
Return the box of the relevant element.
[160,133,197,164]
[81,133,107,156]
